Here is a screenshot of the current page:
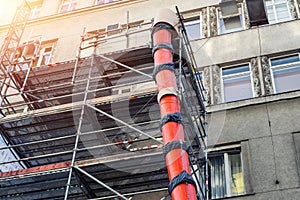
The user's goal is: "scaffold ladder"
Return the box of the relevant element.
[176,6,209,200]
[0,1,31,115]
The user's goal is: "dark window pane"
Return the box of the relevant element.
[271,55,299,66]
[222,65,250,76]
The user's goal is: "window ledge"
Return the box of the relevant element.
[207,90,300,113]
[212,193,255,200]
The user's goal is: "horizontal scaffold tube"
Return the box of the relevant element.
[151,9,197,200]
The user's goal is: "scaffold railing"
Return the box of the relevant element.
[0,5,207,200]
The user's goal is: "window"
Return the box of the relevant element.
[59,0,77,13]
[245,0,269,26]
[265,0,291,24]
[184,19,202,40]
[29,5,42,19]
[270,54,300,93]
[97,0,114,5]
[31,39,57,68]
[222,64,253,102]
[218,4,245,34]
[106,23,122,36]
[27,0,43,19]
[208,149,245,199]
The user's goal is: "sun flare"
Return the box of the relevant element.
[0,0,22,25]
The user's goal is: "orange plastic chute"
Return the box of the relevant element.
[152,17,197,200]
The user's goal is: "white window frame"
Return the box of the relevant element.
[221,63,254,103]
[35,40,56,67]
[217,5,246,35]
[38,46,53,66]
[184,15,203,41]
[29,6,41,19]
[265,0,292,24]
[269,53,300,93]
[207,144,246,199]
[27,0,43,19]
[28,5,42,20]
[59,0,77,13]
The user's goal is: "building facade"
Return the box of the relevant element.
[0,0,300,199]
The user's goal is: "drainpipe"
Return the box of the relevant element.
[151,9,197,200]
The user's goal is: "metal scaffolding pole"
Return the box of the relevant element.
[176,6,208,199]
[72,28,86,84]
[0,120,160,151]
[0,77,154,110]
[0,1,31,114]
[64,51,95,200]
[86,104,163,144]
[73,166,129,200]
[0,6,208,199]
[89,188,168,200]
[98,54,152,79]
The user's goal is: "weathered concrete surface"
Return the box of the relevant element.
[207,104,270,146]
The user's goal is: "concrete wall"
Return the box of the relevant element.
[193,20,300,67]
[207,96,300,199]
[0,0,220,62]
[0,0,299,199]
[0,0,299,65]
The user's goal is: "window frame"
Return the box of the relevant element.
[207,145,246,199]
[269,53,300,94]
[265,0,292,24]
[34,40,57,67]
[217,5,246,35]
[221,63,254,103]
[96,0,115,5]
[29,5,42,20]
[27,0,43,20]
[183,14,203,41]
[59,0,77,13]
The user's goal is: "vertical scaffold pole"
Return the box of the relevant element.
[64,48,95,200]
[151,9,197,200]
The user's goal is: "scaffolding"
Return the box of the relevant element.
[0,3,208,200]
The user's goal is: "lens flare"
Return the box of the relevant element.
[0,0,22,25]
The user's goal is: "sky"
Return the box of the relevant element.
[0,0,22,26]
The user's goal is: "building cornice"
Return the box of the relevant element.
[207,90,300,113]
[0,0,148,31]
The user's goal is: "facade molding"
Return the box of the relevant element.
[201,7,208,38]
[261,56,274,95]
[207,90,300,113]
[212,64,222,105]
[0,0,148,31]
[208,6,218,37]
[242,0,251,29]
[203,66,211,105]
[250,57,261,97]
[289,0,299,19]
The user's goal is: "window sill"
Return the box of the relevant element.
[207,90,300,113]
[212,193,255,200]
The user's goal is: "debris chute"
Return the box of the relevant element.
[151,9,197,200]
